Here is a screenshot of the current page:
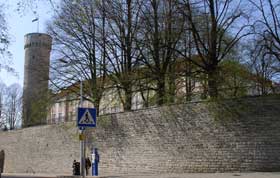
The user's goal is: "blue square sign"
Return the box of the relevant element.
[77,107,96,128]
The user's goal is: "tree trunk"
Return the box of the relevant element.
[185,60,192,101]
[157,78,166,105]
[124,86,132,111]
[167,66,176,103]
[208,69,218,98]
[95,101,100,117]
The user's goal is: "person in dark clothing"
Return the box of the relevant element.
[0,150,4,178]
[85,157,91,176]
[72,160,80,176]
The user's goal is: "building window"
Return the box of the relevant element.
[58,113,63,122]
[56,103,59,110]
[69,111,75,121]
[52,114,56,124]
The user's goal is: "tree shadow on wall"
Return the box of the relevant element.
[207,96,280,172]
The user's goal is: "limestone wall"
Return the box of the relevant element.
[0,96,280,174]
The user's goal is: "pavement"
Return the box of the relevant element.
[2,172,280,178]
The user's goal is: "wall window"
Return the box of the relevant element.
[69,111,75,121]
[52,114,56,124]
[58,113,63,122]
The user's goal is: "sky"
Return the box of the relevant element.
[0,1,55,87]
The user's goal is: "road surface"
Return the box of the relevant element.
[2,172,280,178]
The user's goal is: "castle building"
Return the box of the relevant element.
[46,77,197,124]
[22,33,52,127]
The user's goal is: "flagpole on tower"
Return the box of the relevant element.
[32,17,39,32]
[37,18,39,32]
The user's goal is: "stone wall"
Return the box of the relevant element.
[0,96,280,174]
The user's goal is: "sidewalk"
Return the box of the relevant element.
[97,172,280,178]
[2,172,280,178]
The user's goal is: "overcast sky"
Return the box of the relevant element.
[0,1,54,87]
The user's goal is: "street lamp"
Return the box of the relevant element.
[59,58,85,177]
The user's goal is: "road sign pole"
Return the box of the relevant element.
[80,129,85,178]
[80,81,85,178]
[77,81,97,177]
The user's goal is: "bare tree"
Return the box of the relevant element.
[0,82,6,128]
[249,0,280,73]
[177,0,252,98]
[136,0,185,105]
[48,0,106,115]
[0,83,22,129]
[246,37,279,95]
[0,3,13,73]
[101,0,145,111]
[4,84,22,130]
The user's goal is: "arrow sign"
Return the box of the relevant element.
[77,107,96,128]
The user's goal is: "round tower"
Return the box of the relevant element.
[22,33,52,127]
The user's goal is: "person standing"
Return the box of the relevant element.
[85,157,91,176]
[0,150,5,177]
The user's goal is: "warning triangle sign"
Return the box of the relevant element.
[78,109,95,125]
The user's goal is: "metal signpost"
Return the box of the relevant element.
[77,107,96,177]
[77,81,97,178]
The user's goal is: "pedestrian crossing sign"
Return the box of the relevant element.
[77,107,96,127]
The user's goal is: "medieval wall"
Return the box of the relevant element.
[0,96,280,174]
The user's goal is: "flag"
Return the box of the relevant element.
[32,18,39,22]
